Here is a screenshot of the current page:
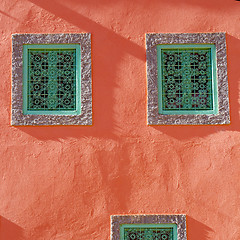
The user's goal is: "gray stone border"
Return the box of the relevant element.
[111,214,187,240]
[146,32,230,125]
[12,33,92,125]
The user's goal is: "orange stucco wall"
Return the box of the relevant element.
[0,0,240,239]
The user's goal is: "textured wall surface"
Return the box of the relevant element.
[0,0,240,239]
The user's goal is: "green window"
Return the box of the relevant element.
[23,44,81,115]
[120,224,177,240]
[157,44,218,115]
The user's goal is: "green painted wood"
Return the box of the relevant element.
[23,44,81,115]
[157,44,218,115]
[120,224,177,240]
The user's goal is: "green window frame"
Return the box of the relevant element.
[120,224,177,240]
[157,44,218,115]
[23,44,81,115]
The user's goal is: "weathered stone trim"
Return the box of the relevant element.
[111,214,187,240]
[146,32,230,125]
[12,33,92,125]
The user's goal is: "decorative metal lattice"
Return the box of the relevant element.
[27,49,77,111]
[160,48,213,112]
[124,227,173,240]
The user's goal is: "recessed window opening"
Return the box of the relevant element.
[120,224,177,240]
[157,44,218,115]
[23,44,81,115]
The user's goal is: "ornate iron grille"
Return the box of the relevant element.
[124,227,173,240]
[160,47,214,113]
[27,48,77,112]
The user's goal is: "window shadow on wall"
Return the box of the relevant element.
[187,216,213,240]
[17,0,145,141]
[0,216,23,240]
[152,34,240,140]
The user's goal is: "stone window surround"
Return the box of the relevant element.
[146,32,230,125]
[111,214,187,240]
[12,33,92,126]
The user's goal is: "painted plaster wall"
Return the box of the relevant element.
[0,0,240,239]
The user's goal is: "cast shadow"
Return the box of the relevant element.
[65,0,238,10]
[160,0,238,9]
[152,34,240,140]
[16,0,145,141]
[0,216,23,240]
[187,216,213,240]
[95,147,132,211]
[0,10,19,22]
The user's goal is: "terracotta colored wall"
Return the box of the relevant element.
[0,0,240,239]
